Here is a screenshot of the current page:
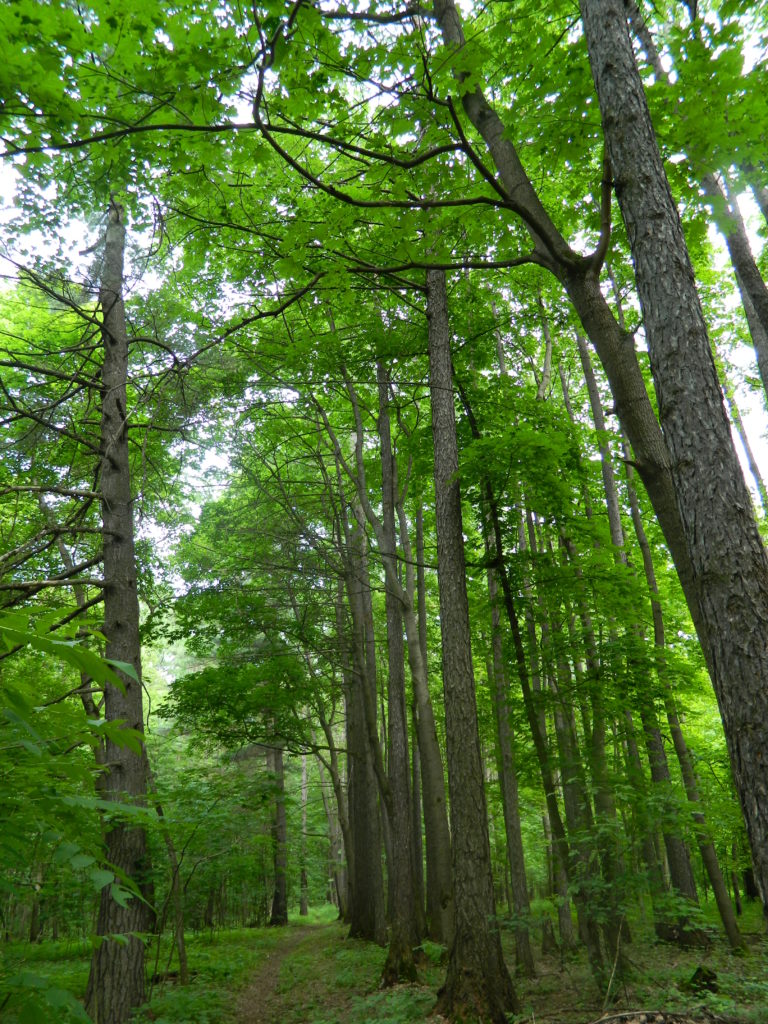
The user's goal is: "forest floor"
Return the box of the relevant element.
[225,908,768,1024]
[3,904,767,1023]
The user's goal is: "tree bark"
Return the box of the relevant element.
[402,500,455,943]
[427,268,518,1022]
[410,719,427,938]
[377,361,419,984]
[581,0,768,915]
[300,754,309,917]
[85,200,153,1024]
[343,520,387,943]
[268,744,288,926]
[486,566,535,976]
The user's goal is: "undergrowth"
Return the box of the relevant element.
[1,901,766,1024]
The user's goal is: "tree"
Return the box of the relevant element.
[580,0,768,915]
[427,268,518,1022]
[85,201,154,1024]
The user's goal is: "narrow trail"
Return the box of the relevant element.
[236,924,316,1024]
[235,921,356,1024]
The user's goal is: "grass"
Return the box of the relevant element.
[1,901,766,1024]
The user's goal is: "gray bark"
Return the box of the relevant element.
[85,201,153,1024]
[343,522,387,943]
[410,720,427,937]
[581,0,768,915]
[427,269,518,1021]
[319,378,454,943]
[378,362,418,983]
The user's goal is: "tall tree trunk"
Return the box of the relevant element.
[486,567,535,976]
[410,722,427,939]
[344,522,387,943]
[405,502,455,943]
[316,753,349,920]
[427,268,518,1022]
[85,200,153,1024]
[453,379,574,957]
[723,381,768,514]
[300,754,309,917]
[581,0,768,915]
[321,377,455,944]
[377,361,419,984]
[268,745,288,926]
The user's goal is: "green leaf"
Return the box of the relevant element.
[90,868,115,890]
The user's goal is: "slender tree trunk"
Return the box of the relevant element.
[268,745,288,926]
[723,381,768,514]
[427,269,518,1021]
[317,382,454,943]
[316,754,349,920]
[486,568,535,976]
[377,361,418,984]
[621,710,674,938]
[581,0,768,914]
[407,502,455,943]
[453,381,574,957]
[622,441,745,950]
[344,524,387,943]
[300,755,309,917]
[410,723,427,938]
[147,771,189,985]
[316,687,353,915]
[574,332,703,934]
[705,174,768,403]
[85,201,153,1024]
[545,653,605,981]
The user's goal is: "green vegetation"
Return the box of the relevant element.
[2,0,768,1021]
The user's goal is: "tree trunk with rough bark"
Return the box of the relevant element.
[344,520,387,943]
[427,268,518,1022]
[85,200,153,1024]
[378,362,419,984]
[581,0,768,915]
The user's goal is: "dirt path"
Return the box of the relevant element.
[236,926,315,1024]
[235,922,358,1024]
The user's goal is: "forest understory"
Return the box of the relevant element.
[4,906,767,1024]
